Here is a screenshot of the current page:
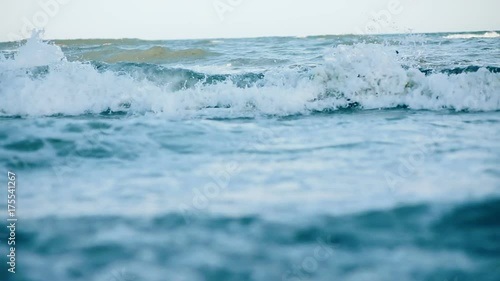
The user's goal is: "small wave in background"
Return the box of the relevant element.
[73,45,215,63]
[444,31,500,39]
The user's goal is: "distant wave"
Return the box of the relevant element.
[1,34,499,117]
[70,46,215,63]
[444,31,500,39]
[55,38,148,46]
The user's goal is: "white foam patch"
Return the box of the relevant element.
[1,34,499,117]
[444,31,500,39]
[1,31,65,69]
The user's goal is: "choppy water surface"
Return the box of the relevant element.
[0,31,499,281]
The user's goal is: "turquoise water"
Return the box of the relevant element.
[1,31,500,281]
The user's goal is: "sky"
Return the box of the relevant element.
[1,0,499,42]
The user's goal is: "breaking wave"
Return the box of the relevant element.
[1,34,499,117]
[444,31,500,39]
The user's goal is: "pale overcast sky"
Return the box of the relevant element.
[1,0,499,42]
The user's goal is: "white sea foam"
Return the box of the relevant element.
[444,31,500,39]
[2,32,65,68]
[1,34,499,117]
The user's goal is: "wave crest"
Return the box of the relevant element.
[1,35,499,117]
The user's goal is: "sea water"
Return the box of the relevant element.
[0,31,499,281]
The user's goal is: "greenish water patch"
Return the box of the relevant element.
[4,138,44,152]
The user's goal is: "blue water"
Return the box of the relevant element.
[1,31,500,281]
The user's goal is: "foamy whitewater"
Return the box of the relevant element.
[0,31,499,281]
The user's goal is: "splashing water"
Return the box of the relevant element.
[1,32,499,117]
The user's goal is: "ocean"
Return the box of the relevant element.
[0,31,499,281]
